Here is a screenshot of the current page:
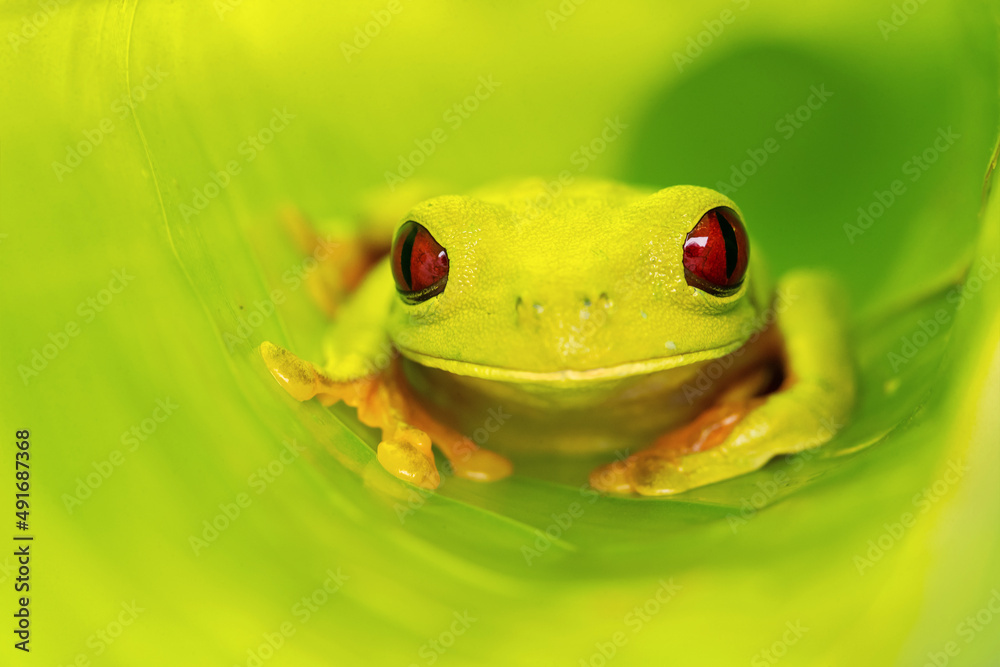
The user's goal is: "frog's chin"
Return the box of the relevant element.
[395,339,747,385]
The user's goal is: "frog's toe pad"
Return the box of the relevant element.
[259,341,319,402]
[630,456,691,496]
[589,460,635,494]
[451,448,513,482]
[377,439,440,490]
[589,456,691,496]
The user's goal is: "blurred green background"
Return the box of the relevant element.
[2,0,999,665]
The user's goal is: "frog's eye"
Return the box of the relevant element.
[683,206,749,297]
[391,221,449,303]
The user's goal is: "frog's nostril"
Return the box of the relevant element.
[583,294,613,308]
[515,296,545,319]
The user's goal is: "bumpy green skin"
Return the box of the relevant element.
[320,179,854,491]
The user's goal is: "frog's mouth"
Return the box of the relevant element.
[395,339,747,384]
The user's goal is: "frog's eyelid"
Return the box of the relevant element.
[398,277,447,305]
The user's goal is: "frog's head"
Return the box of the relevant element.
[386,179,771,384]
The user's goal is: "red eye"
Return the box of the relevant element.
[683,206,749,296]
[391,221,449,303]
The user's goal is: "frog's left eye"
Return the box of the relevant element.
[391,221,449,303]
[683,206,749,297]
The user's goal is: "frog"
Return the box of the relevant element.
[260,179,854,496]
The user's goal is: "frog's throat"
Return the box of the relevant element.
[395,339,747,384]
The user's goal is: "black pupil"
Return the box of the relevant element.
[399,223,419,290]
[717,211,738,280]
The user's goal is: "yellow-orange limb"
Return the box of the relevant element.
[260,341,439,489]
[279,206,386,318]
[261,342,513,488]
[589,400,760,494]
[387,365,512,482]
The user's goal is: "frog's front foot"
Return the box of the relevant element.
[589,401,760,496]
[590,272,855,497]
[589,393,846,496]
[260,341,512,490]
[376,426,440,489]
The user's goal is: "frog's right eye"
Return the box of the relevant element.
[391,221,449,304]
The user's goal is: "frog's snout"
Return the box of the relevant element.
[514,291,614,327]
[511,291,616,363]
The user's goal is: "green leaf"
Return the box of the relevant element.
[2,0,997,664]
